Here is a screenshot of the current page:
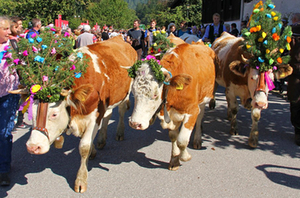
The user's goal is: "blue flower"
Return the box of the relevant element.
[39,57,45,63]
[75,72,82,78]
[266,14,272,18]
[278,23,282,29]
[77,52,83,58]
[34,56,41,62]
[36,37,42,43]
[42,45,48,50]
[272,27,276,34]
[55,66,59,71]
[28,38,34,43]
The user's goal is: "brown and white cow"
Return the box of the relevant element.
[129,42,216,170]
[18,36,137,193]
[210,32,292,148]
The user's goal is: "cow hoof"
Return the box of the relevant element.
[180,154,192,162]
[193,141,202,149]
[115,134,124,141]
[248,131,259,148]
[96,142,106,150]
[209,99,216,110]
[74,180,87,193]
[168,156,180,171]
[230,129,238,135]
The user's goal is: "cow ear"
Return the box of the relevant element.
[229,60,247,77]
[69,84,94,110]
[170,74,192,90]
[275,64,293,79]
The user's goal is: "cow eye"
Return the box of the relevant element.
[50,113,58,120]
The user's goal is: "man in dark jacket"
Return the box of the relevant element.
[202,13,226,43]
[287,13,300,145]
[126,19,144,60]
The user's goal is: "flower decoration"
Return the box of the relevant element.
[128,55,165,82]
[6,27,89,103]
[242,0,292,72]
[148,30,174,58]
[31,33,37,38]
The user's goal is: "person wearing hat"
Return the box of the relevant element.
[75,24,96,48]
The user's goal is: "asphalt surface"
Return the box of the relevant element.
[1,87,300,198]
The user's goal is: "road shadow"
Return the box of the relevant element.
[256,164,300,189]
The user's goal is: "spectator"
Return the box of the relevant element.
[239,20,248,36]
[0,16,20,186]
[191,25,200,38]
[225,24,230,32]
[102,27,109,41]
[10,16,23,36]
[126,19,145,60]
[202,13,226,43]
[177,21,190,37]
[167,24,177,37]
[287,13,300,145]
[25,18,41,39]
[230,23,239,37]
[75,25,95,48]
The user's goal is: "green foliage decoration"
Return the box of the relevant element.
[241,0,292,72]
[148,30,175,57]
[128,55,165,82]
[6,27,89,102]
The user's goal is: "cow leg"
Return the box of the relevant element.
[168,128,181,171]
[209,82,219,110]
[193,103,205,149]
[225,88,239,135]
[75,119,99,193]
[248,108,261,148]
[96,109,112,149]
[116,99,129,141]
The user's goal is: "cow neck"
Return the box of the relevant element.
[255,72,266,94]
[33,101,50,140]
[151,86,171,124]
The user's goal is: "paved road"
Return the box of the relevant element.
[1,87,300,198]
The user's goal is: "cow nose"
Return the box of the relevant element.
[129,121,142,130]
[26,144,41,154]
[255,101,267,109]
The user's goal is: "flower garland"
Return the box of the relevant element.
[148,30,175,57]
[241,0,292,72]
[6,27,89,103]
[128,55,165,82]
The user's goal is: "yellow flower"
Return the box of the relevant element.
[161,30,166,34]
[156,30,160,34]
[262,32,267,38]
[153,43,157,47]
[266,49,270,54]
[256,25,261,31]
[31,84,42,93]
[271,11,276,16]
[273,16,278,21]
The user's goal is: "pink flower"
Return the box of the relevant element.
[31,33,37,38]
[42,75,48,81]
[146,55,156,60]
[13,59,20,65]
[4,53,12,59]
[19,33,26,38]
[4,45,9,51]
[23,50,29,56]
[32,46,38,53]
[70,65,76,70]
[156,60,160,64]
[51,28,56,31]
[51,47,56,55]
[64,32,70,37]
[273,66,277,70]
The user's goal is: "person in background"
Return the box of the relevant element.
[191,25,201,38]
[75,25,95,48]
[25,18,41,39]
[230,23,239,37]
[202,13,226,43]
[0,16,20,186]
[287,13,300,146]
[177,21,190,37]
[101,27,109,41]
[167,24,177,37]
[127,19,144,60]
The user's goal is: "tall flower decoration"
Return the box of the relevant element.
[241,0,292,72]
[6,27,89,104]
[148,30,174,59]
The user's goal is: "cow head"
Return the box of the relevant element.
[10,85,94,154]
[229,54,293,112]
[129,62,172,130]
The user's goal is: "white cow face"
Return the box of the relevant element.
[129,63,164,130]
[26,100,69,154]
[247,68,272,110]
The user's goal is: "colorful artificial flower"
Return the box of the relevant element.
[32,46,38,53]
[31,84,42,93]
[36,37,42,43]
[70,65,76,70]
[31,33,37,38]
[42,75,49,81]
[77,52,83,58]
[13,59,20,64]
[64,32,70,37]
[51,47,56,55]
[42,45,47,50]
[28,38,34,43]
[23,50,28,56]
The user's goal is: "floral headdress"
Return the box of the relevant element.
[148,30,175,57]
[6,27,89,103]
[128,55,165,82]
[241,0,292,72]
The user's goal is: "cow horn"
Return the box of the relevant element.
[241,54,249,64]
[8,88,29,95]
[60,89,69,96]
[163,70,172,84]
